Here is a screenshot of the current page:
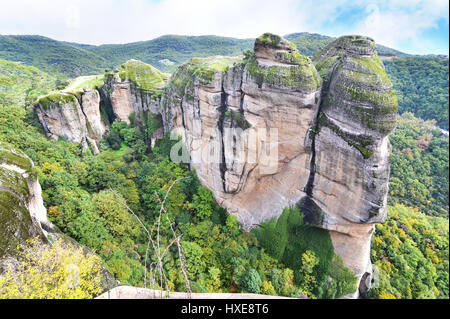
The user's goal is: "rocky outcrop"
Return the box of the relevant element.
[160,33,398,297]
[96,286,292,299]
[160,34,322,228]
[35,91,105,154]
[31,34,397,298]
[102,59,168,124]
[0,142,53,265]
[305,36,397,294]
[34,60,168,153]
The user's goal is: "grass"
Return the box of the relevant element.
[113,60,168,94]
[103,143,129,161]
[66,75,105,91]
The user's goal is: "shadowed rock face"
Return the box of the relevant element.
[102,60,166,124]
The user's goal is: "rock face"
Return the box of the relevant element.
[160,33,398,297]
[35,91,105,154]
[306,36,397,294]
[161,34,322,227]
[102,59,167,124]
[0,142,53,265]
[34,60,167,153]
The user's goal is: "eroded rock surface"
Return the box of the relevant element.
[34,60,168,153]
[102,59,167,124]
[304,36,397,292]
[161,34,322,228]
[0,142,52,264]
[160,34,397,296]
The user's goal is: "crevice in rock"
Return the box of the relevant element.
[98,88,116,125]
[219,81,228,193]
[178,100,187,130]
[304,58,341,197]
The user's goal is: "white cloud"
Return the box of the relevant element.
[354,0,449,51]
[0,0,448,53]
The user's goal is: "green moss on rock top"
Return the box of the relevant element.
[255,33,282,47]
[35,92,78,110]
[0,142,33,174]
[113,59,168,95]
[187,56,243,84]
[313,34,398,136]
[168,56,243,95]
[247,56,321,91]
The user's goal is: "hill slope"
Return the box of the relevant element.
[384,56,449,129]
[0,35,109,77]
[0,59,56,107]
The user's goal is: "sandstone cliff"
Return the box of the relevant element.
[160,33,322,228]
[102,59,168,124]
[34,91,105,154]
[34,60,168,153]
[0,141,53,265]
[160,33,397,297]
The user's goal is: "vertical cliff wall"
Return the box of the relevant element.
[160,34,398,297]
[160,34,322,227]
[0,142,52,264]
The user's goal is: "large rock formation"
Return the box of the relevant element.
[34,91,106,154]
[160,33,397,297]
[304,36,398,294]
[0,142,53,266]
[102,59,168,123]
[161,33,322,227]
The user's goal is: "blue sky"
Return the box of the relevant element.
[1,0,448,55]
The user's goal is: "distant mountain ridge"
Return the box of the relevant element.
[0,32,411,77]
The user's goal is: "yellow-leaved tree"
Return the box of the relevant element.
[0,237,104,299]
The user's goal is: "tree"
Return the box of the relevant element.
[0,238,104,299]
[192,186,215,220]
[242,268,262,294]
[299,250,319,296]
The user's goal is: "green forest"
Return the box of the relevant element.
[384,56,449,129]
[0,33,448,299]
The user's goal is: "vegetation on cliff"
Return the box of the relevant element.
[254,207,358,298]
[0,32,448,299]
[107,60,168,96]
[0,238,104,298]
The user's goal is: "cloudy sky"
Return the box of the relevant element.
[1,0,448,54]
